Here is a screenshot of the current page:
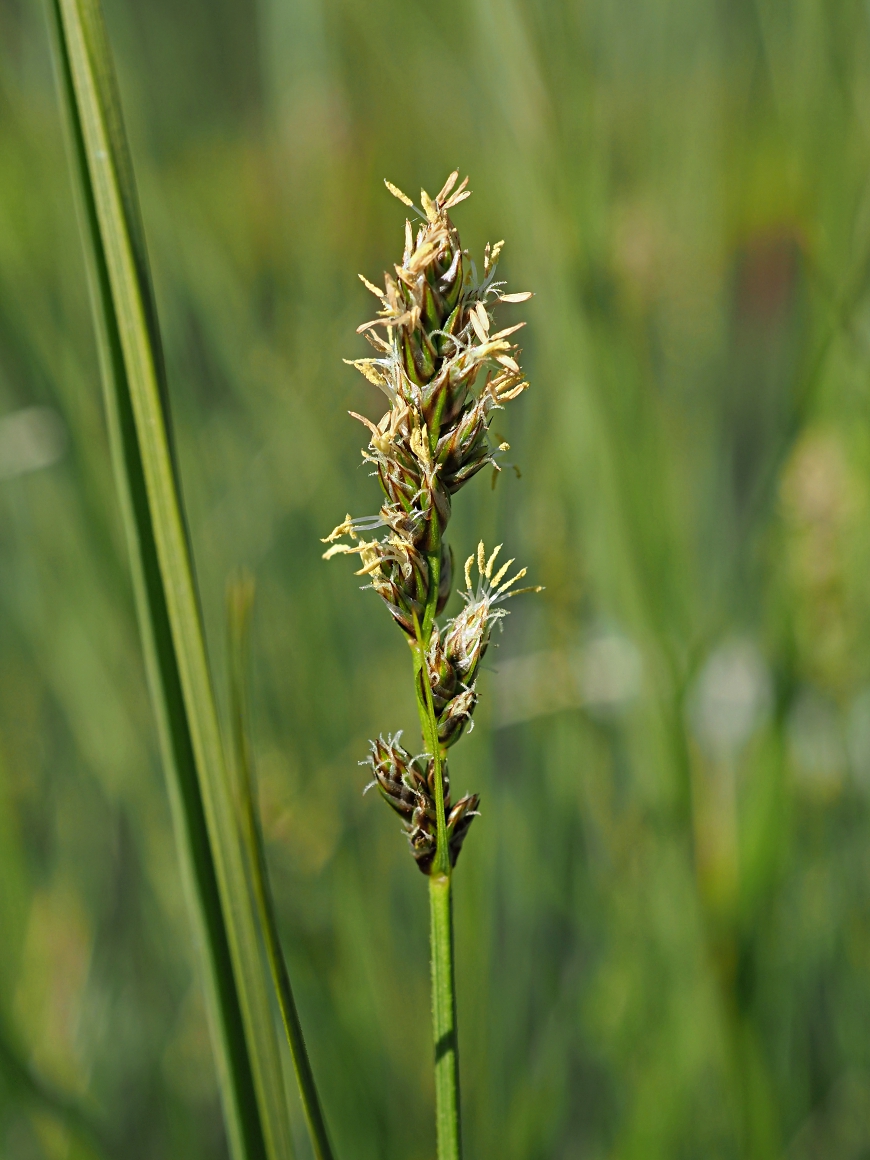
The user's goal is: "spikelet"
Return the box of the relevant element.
[363,735,479,874]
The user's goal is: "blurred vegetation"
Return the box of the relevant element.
[3,0,870,1156]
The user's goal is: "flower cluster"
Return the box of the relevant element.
[363,733,479,874]
[423,543,539,749]
[324,173,537,872]
[363,548,540,870]
[322,172,530,633]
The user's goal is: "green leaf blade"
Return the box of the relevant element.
[47,2,295,1158]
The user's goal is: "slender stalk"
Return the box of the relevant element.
[325,174,531,1160]
[413,636,448,872]
[413,543,447,875]
[412,544,463,1160]
[228,582,336,1160]
[429,873,461,1160]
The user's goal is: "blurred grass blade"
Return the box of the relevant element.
[228,579,337,1160]
[47,2,295,1159]
[0,1022,108,1159]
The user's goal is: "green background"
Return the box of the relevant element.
[3,0,870,1156]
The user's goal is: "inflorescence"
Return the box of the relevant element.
[324,172,539,872]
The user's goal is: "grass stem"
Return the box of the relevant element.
[429,872,462,1160]
[412,551,463,1160]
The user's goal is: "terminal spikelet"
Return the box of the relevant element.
[323,172,531,641]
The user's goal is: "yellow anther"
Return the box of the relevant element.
[490,558,515,590]
[464,554,474,590]
[497,567,527,594]
[385,179,413,207]
[485,543,502,579]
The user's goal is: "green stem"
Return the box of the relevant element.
[412,540,463,1160]
[429,873,461,1160]
[413,628,448,875]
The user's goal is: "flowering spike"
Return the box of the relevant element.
[323,174,537,869]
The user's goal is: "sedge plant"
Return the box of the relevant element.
[324,173,538,1160]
